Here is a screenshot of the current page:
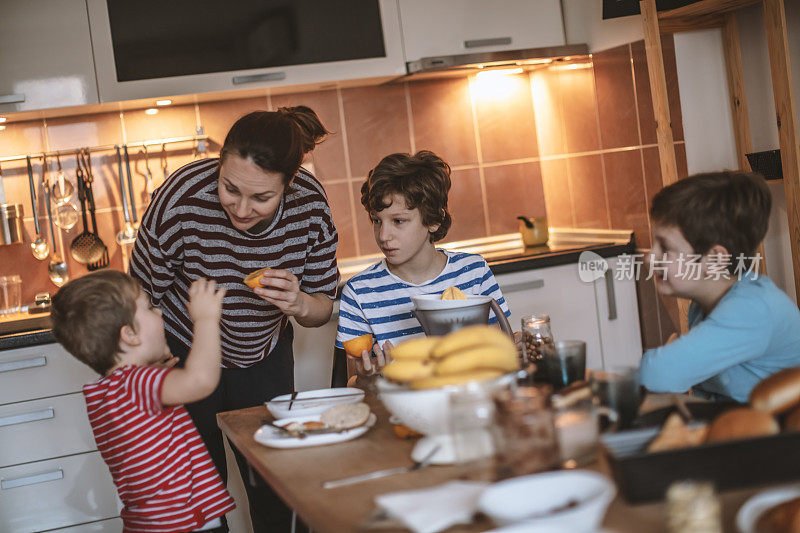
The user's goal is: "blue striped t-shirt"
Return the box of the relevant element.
[336,250,511,349]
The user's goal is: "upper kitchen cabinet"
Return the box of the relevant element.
[399,0,566,66]
[86,0,406,103]
[0,0,99,114]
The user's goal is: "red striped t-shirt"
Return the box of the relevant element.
[129,158,340,368]
[84,365,235,532]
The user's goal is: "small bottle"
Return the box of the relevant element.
[666,480,722,533]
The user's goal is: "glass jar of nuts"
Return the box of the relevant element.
[522,314,555,366]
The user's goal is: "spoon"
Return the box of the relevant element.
[27,156,49,260]
[43,176,68,287]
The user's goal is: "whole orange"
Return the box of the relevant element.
[342,333,374,357]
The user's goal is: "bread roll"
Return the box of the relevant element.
[750,368,800,414]
[755,495,800,533]
[705,408,779,443]
[320,402,371,429]
[647,413,708,453]
[784,405,800,432]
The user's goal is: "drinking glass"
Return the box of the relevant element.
[449,383,496,479]
[541,340,586,391]
[0,275,22,316]
[491,385,560,480]
[590,366,644,430]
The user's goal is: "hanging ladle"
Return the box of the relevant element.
[51,152,74,205]
[43,157,69,287]
[26,156,49,260]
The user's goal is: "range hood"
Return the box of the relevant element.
[403,43,590,80]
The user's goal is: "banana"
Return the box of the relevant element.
[431,325,515,360]
[389,336,441,361]
[410,369,503,390]
[435,344,518,375]
[382,359,435,382]
[441,286,468,300]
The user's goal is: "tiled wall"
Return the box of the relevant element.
[0,37,686,347]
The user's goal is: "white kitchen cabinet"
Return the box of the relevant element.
[0,342,100,405]
[86,0,406,103]
[0,0,99,114]
[497,262,605,371]
[594,257,643,369]
[291,301,339,391]
[495,256,642,371]
[0,452,120,533]
[399,0,566,64]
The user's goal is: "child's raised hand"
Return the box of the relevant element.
[187,278,226,323]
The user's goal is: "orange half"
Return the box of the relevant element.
[343,333,374,357]
[244,267,271,289]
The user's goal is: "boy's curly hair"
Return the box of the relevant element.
[650,171,771,271]
[51,270,140,375]
[360,150,452,242]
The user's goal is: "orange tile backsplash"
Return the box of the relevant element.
[0,36,686,345]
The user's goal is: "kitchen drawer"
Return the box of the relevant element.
[0,393,96,468]
[47,517,123,532]
[0,452,120,533]
[0,343,100,406]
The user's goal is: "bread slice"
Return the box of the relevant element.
[320,402,371,430]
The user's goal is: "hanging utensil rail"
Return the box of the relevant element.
[0,134,209,164]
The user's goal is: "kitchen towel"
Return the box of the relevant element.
[373,480,489,533]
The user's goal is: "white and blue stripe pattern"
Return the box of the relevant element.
[336,251,511,348]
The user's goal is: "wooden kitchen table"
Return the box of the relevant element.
[217,396,761,532]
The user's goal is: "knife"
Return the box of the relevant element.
[262,420,350,439]
[322,445,440,489]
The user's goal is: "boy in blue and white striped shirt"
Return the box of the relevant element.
[336,151,511,376]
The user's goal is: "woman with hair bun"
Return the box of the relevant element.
[130,107,338,532]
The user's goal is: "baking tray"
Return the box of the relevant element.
[602,418,800,503]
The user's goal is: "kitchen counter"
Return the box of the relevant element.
[0,228,635,352]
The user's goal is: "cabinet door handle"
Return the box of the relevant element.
[0,356,47,373]
[500,279,545,293]
[0,407,55,428]
[1,469,63,490]
[464,37,512,48]
[604,270,618,321]
[0,93,25,104]
[232,72,286,85]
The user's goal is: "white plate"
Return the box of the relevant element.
[266,388,364,419]
[736,485,800,533]
[253,413,377,449]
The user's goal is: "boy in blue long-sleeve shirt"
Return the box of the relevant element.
[640,171,800,402]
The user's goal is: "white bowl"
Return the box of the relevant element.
[266,388,364,419]
[410,294,493,311]
[478,470,615,530]
[376,375,512,464]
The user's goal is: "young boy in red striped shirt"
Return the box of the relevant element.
[51,270,235,532]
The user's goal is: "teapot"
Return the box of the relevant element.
[517,216,549,247]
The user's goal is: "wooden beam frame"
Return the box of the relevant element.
[641,0,692,332]
[658,0,760,20]
[721,12,768,274]
[764,0,800,301]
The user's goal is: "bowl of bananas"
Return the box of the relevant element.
[377,325,522,464]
